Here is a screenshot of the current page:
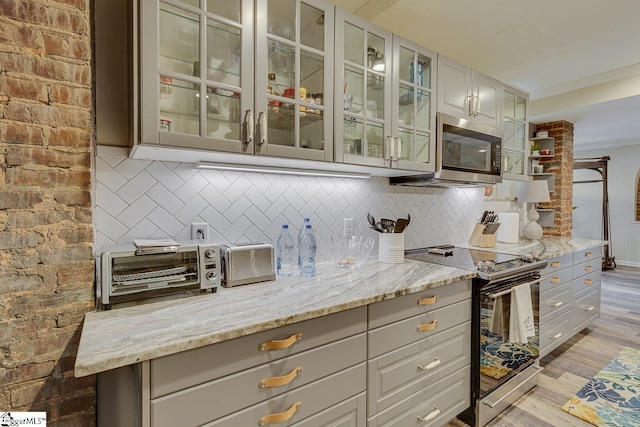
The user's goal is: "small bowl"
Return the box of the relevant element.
[539,149,551,156]
[331,234,375,268]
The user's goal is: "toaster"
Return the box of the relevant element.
[220,243,275,287]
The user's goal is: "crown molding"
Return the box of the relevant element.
[530,63,640,100]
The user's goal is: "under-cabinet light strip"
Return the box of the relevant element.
[195,162,371,179]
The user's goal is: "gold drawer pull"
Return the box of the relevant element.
[584,265,593,271]
[550,301,564,308]
[551,332,562,340]
[259,333,302,351]
[584,305,595,312]
[551,261,561,267]
[550,277,561,283]
[417,358,441,371]
[584,279,593,285]
[418,295,439,305]
[258,401,302,426]
[258,367,302,388]
[417,319,439,332]
[585,251,593,257]
[417,406,440,423]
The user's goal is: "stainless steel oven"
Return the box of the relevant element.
[405,246,547,426]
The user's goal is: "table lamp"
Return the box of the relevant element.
[518,180,551,240]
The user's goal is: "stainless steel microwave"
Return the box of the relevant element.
[435,113,503,185]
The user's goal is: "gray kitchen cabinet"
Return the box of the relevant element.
[539,246,602,359]
[366,280,472,427]
[437,55,501,128]
[502,85,528,181]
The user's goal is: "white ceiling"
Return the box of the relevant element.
[329,0,640,150]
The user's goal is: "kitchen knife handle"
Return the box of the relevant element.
[418,295,438,306]
[258,402,302,426]
[417,319,438,332]
[258,333,302,351]
[258,367,303,388]
[417,406,440,423]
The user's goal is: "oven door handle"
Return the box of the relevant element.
[487,277,544,299]
[484,365,543,408]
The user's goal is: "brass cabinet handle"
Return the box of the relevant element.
[418,295,439,306]
[550,301,564,308]
[584,305,595,312]
[551,332,562,339]
[417,406,440,423]
[417,358,441,371]
[417,319,439,332]
[551,261,561,267]
[550,277,561,283]
[258,401,302,426]
[258,367,302,388]
[584,279,593,285]
[259,333,302,351]
[585,251,593,257]
[584,265,593,271]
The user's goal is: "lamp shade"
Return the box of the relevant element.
[518,180,550,203]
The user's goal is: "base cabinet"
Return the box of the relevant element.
[539,246,602,359]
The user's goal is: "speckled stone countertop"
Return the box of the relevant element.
[75,259,475,377]
[458,237,606,259]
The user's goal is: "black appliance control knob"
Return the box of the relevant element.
[204,249,216,258]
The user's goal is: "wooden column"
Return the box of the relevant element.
[535,121,574,237]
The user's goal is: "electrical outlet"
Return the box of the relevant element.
[343,218,354,237]
[191,223,209,241]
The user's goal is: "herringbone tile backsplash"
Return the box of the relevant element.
[96,155,510,262]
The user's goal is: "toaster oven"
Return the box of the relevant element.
[97,241,220,308]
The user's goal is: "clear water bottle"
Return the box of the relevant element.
[275,224,294,277]
[298,224,317,277]
[297,217,311,270]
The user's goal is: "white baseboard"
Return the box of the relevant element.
[614,260,640,268]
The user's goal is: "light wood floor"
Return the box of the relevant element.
[447,265,640,427]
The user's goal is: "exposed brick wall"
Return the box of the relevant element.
[536,121,574,237]
[0,0,96,425]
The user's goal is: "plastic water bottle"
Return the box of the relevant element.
[297,217,311,270]
[275,224,294,277]
[298,224,317,277]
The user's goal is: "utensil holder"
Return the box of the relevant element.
[468,224,496,248]
[378,233,404,264]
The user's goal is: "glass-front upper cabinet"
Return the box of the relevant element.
[334,9,392,168]
[254,0,334,161]
[140,0,255,154]
[502,85,528,181]
[391,36,436,172]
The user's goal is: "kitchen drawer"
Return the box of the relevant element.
[150,333,366,424]
[540,282,572,324]
[367,321,471,415]
[541,253,573,275]
[289,392,365,427]
[368,279,471,329]
[151,306,366,397]
[368,299,471,358]
[573,258,602,280]
[197,363,366,427]
[539,310,572,358]
[574,246,602,264]
[367,368,470,427]
[571,270,601,294]
[539,266,573,293]
[573,284,601,333]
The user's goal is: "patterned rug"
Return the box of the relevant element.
[562,347,640,426]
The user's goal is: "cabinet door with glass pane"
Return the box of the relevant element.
[391,36,436,172]
[334,8,392,168]
[140,0,254,154]
[502,85,528,181]
[254,0,334,161]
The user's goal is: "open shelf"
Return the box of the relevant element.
[536,208,555,228]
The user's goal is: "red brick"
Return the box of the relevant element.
[43,32,91,61]
[51,84,91,108]
[0,122,46,145]
[0,52,91,86]
[5,168,90,188]
[6,146,90,169]
[49,127,91,148]
[53,190,91,207]
[0,1,89,35]
[0,20,42,50]
[57,227,92,244]
[0,191,43,210]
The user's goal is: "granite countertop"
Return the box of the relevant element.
[75,258,475,377]
[458,237,606,259]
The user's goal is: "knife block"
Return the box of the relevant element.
[468,224,496,248]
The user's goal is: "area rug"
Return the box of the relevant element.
[562,347,640,426]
